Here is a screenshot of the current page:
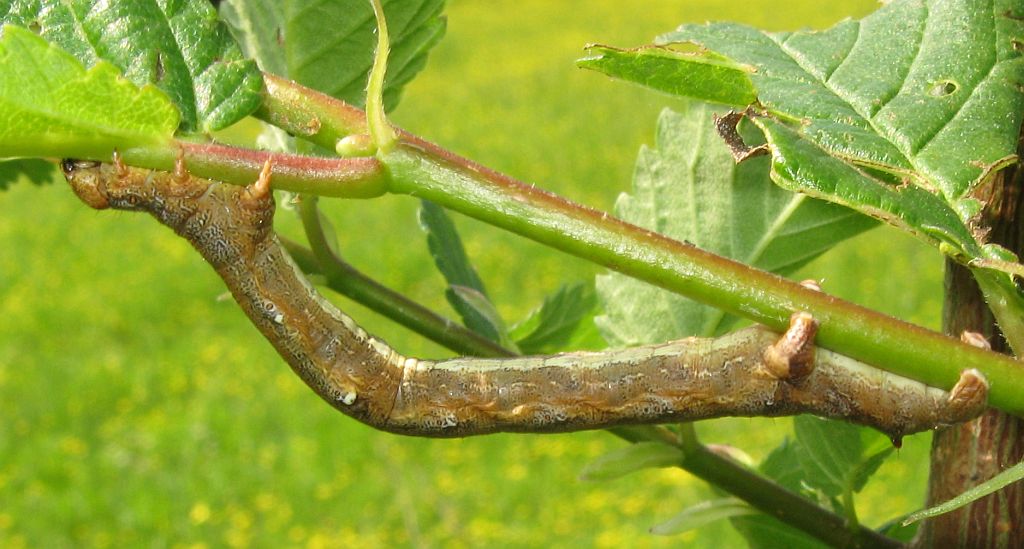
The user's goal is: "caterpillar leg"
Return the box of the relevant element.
[763,312,818,381]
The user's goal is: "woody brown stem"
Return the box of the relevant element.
[917,150,1024,547]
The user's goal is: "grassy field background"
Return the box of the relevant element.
[1,1,950,547]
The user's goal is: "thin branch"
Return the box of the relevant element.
[119,140,386,197]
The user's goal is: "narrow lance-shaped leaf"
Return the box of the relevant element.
[419,199,508,344]
[1,0,263,132]
[902,459,1024,526]
[596,102,874,346]
[650,498,758,536]
[578,442,683,482]
[0,25,178,159]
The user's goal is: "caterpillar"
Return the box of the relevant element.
[61,157,989,443]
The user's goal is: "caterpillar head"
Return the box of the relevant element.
[61,159,115,210]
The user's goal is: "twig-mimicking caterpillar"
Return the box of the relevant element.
[61,157,989,443]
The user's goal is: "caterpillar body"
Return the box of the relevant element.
[61,158,989,442]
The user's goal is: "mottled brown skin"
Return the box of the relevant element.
[62,159,990,440]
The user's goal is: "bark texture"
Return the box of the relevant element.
[918,164,1024,547]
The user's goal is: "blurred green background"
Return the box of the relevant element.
[0,0,948,547]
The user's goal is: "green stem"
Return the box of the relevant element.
[365,0,398,154]
[120,140,386,197]
[973,269,1024,355]
[254,74,1024,416]
[613,427,896,548]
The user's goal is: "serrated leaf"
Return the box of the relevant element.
[793,415,891,499]
[754,117,981,256]
[0,158,57,190]
[418,199,506,343]
[595,103,874,346]
[448,285,515,351]
[283,0,445,109]
[509,281,602,354]
[578,44,756,107]
[578,441,683,482]
[1,0,262,132]
[0,25,178,159]
[657,0,1024,203]
[902,458,1024,526]
[650,498,757,536]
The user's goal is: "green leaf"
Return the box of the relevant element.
[757,438,806,493]
[730,514,830,549]
[418,199,506,343]
[0,158,57,190]
[1,0,262,133]
[726,435,838,549]
[792,415,894,500]
[649,498,757,536]
[754,117,981,257]
[509,282,603,354]
[448,285,516,351]
[282,0,446,110]
[902,459,1024,526]
[578,441,683,482]
[792,415,862,498]
[578,44,756,107]
[0,25,178,159]
[219,0,286,76]
[851,445,895,494]
[877,517,920,543]
[658,0,1024,203]
[595,103,874,345]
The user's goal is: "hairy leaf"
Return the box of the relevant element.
[650,498,757,536]
[282,0,445,109]
[583,0,1024,293]
[578,441,682,481]
[902,458,1024,525]
[656,0,1024,203]
[0,25,178,159]
[1,0,262,132]
[509,281,604,354]
[596,103,874,345]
